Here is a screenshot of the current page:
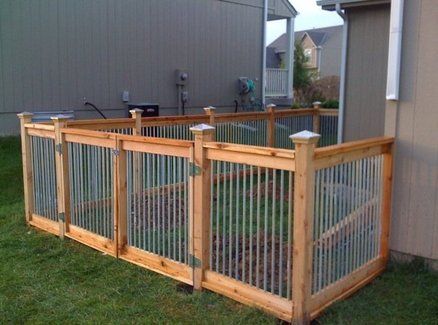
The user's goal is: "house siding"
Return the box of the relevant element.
[343,4,390,142]
[0,0,270,135]
[385,0,438,260]
[319,29,342,78]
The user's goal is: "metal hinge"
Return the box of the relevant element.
[112,149,120,156]
[55,143,62,154]
[188,254,201,268]
[189,162,201,176]
[58,212,65,222]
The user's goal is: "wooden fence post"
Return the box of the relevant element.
[130,108,143,206]
[312,101,321,136]
[130,108,144,135]
[190,124,215,290]
[290,130,320,325]
[51,116,71,238]
[267,103,276,147]
[114,137,127,257]
[17,112,34,223]
[203,106,216,126]
[380,142,394,263]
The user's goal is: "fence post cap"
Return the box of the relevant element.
[266,103,276,112]
[289,130,321,144]
[313,101,322,109]
[17,112,33,118]
[203,106,216,114]
[129,108,144,115]
[190,123,215,134]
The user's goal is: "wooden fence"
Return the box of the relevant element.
[17,108,393,324]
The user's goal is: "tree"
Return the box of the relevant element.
[293,42,312,90]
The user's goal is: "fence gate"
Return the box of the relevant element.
[63,132,118,255]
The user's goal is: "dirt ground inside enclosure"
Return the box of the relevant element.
[210,232,292,295]
[129,188,188,231]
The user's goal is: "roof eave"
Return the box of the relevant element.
[317,0,390,11]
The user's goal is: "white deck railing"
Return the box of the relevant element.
[266,68,289,97]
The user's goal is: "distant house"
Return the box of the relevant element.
[268,25,343,78]
[318,0,438,266]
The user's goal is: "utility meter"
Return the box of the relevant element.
[175,69,189,86]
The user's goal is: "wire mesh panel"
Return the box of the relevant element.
[141,124,197,141]
[68,143,114,239]
[126,151,190,264]
[210,161,294,299]
[216,120,268,146]
[30,136,58,220]
[312,155,383,294]
[319,115,338,147]
[275,115,313,149]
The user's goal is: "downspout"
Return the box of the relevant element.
[336,3,348,144]
[261,0,268,107]
[386,0,404,100]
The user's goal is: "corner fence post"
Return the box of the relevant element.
[312,102,321,137]
[267,103,276,147]
[190,124,215,290]
[114,137,127,258]
[17,112,34,223]
[290,130,320,325]
[204,106,216,126]
[51,115,71,238]
[380,142,394,263]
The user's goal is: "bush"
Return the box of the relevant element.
[322,99,339,109]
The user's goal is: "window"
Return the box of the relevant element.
[304,48,312,61]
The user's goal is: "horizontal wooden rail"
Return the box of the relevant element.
[122,139,192,158]
[24,123,55,131]
[26,128,56,139]
[202,270,293,321]
[62,128,117,148]
[204,142,295,171]
[120,246,193,285]
[314,137,394,170]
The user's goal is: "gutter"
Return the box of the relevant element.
[336,3,348,144]
[261,0,268,107]
[386,0,404,101]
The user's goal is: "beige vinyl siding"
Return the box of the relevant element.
[343,4,390,141]
[386,0,438,260]
[0,0,275,135]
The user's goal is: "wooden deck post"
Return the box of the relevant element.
[290,130,320,325]
[17,112,34,223]
[267,104,276,147]
[51,115,71,238]
[130,108,144,135]
[380,142,394,263]
[312,102,321,136]
[114,137,127,257]
[190,124,215,290]
[203,106,216,126]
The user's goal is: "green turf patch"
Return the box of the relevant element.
[0,136,437,324]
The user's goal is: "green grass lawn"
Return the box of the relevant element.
[1,136,437,324]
